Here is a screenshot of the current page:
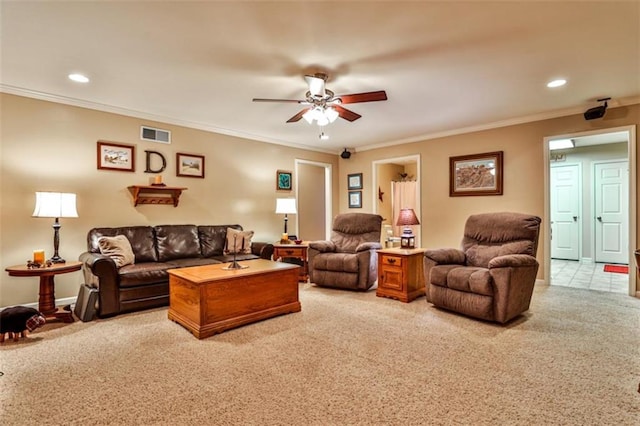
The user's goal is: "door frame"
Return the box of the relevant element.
[294,159,333,240]
[543,125,637,296]
[592,158,629,265]
[372,154,422,246]
[550,162,582,261]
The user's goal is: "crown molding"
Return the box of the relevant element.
[0,84,336,155]
[357,96,640,153]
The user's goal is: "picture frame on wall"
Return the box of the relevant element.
[276,170,293,191]
[347,173,363,190]
[348,190,362,208]
[449,151,503,196]
[176,152,205,178]
[97,141,136,172]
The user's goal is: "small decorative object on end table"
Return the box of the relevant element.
[5,261,83,323]
[273,243,309,282]
[377,248,426,303]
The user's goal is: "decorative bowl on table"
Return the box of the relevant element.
[294,240,303,245]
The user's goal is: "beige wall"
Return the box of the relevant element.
[2,93,638,308]
[340,104,640,284]
[0,94,339,307]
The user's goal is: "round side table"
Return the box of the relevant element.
[5,261,82,323]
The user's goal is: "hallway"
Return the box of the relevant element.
[550,259,629,294]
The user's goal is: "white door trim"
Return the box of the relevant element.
[543,125,637,297]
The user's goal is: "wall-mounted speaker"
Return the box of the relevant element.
[340,148,351,159]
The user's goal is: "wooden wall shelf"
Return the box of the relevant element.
[127,185,188,207]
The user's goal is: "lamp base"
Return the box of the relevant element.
[49,255,66,264]
[223,261,248,270]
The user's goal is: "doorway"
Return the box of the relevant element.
[372,155,421,247]
[544,126,637,296]
[295,159,332,241]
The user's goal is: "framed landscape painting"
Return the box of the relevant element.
[176,152,205,178]
[97,141,135,172]
[449,151,503,196]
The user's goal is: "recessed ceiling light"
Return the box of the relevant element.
[547,79,566,88]
[68,73,89,83]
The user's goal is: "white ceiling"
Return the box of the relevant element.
[1,1,639,154]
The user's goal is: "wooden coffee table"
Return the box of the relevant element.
[167,259,301,339]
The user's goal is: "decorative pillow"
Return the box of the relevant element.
[98,235,135,268]
[224,228,254,255]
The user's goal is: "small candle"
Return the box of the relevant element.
[33,249,45,264]
[281,233,288,241]
[154,175,163,184]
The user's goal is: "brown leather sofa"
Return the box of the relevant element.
[423,212,541,323]
[308,213,383,291]
[79,224,273,318]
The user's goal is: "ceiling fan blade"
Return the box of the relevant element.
[252,98,306,103]
[287,108,311,123]
[337,90,387,104]
[334,105,362,122]
[305,74,326,97]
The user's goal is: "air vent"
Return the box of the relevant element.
[140,126,171,144]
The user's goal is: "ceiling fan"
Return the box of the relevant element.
[252,73,387,125]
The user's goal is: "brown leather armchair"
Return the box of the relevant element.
[308,213,383,291]
[424,212,541,323]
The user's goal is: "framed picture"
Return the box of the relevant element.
[348,190,362,208]
[450,151,503,196]
[348,173,363,190]
[277,170,292,191]
[97,141,135,172]
[176,152,205,178]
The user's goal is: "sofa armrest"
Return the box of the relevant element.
[251,242,274,260]
[356,242,382,252]
[78,251,120,318]
[308,241,336,253]
[424,248,466,265]
[488,254,538,269]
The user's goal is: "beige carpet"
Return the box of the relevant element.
[1,283,639,425]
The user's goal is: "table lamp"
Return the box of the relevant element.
[396,208,420,249]
[275,198,297,243]
[32,192,78,263]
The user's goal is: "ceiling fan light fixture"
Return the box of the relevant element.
[302,109,314,124]
[325,107,339,123]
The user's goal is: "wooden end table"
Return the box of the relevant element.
[376,248,426,303]
[5,261,82,323]
[273,243,309,282]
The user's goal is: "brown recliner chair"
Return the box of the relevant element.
[424,212,541,323]
[308,213,383,291]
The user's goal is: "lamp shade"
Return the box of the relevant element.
[275,198,297,215]
[32,192,78,218]
[396,208,419,226]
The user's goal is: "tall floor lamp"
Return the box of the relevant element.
[275,198,297,243]
[32,192,78,263]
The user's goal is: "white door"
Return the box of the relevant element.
[550,164,581,260]
[594,161,629,264]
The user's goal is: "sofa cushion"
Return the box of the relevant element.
[224,227,254,254]
[88,226,157,263]
[199,225,241,257]
[118,262,172,288]
[165,258,222,268]
[98,235,135,268]
[155,225,201,262]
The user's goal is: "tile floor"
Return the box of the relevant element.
[550,259,630,294]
